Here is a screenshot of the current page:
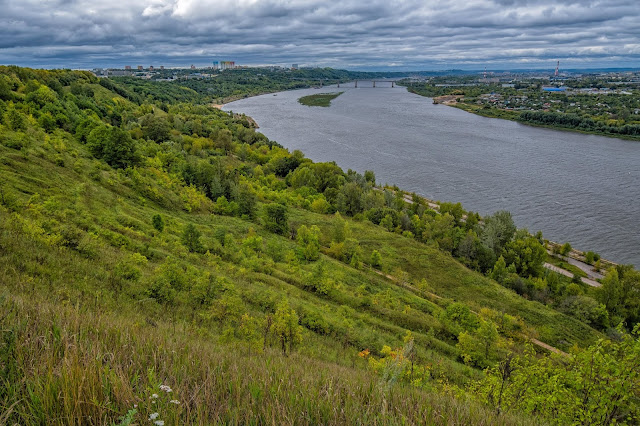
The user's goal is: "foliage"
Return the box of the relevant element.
[271,300,303,355]
[298,92,344,107]
[263,203,288,235]
[181,223,204,253]
[474,328,640,424]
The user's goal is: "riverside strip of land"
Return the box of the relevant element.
[402,72,640,141]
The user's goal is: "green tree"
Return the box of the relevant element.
[481,210,516,255]
[296,225,320,261]
[140,113,171,142]
[370,250,382,269]
[235,183,257,219]
[102,127,138,169]
[37,112,56,133]
[502,233,546,277]
[474,328,640,424]
[585,251,595,265]
[332,212,351,243]
[364,170,375,185]
[152,214,164,232]
[216,128,233,153]
[560,242,572,256]
[380,214,395,232]
[181,223,204,253]
[6,105,26,131]
[271,300,303,355]
[263,203,288,235]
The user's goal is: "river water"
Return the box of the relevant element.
[225,85,640,266]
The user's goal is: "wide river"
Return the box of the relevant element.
[225,85,639,266]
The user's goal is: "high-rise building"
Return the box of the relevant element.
[190,64,196,70]
[149,66,154,71]
[212,61,219,70]
[160,66,164,70]
[219,61,235,70]
[292,64,299,70]
[125,65,131,70]
[137,65,143,70]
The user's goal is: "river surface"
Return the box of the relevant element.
[225,85,640,266]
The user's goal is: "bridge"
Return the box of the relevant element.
[337,80,396,88]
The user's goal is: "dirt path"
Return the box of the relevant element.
[370,268,569,356]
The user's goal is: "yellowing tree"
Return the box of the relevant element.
[271,300,303,355]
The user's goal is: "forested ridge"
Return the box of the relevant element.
[0,66,638,425]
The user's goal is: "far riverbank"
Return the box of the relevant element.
[406,87,640,142]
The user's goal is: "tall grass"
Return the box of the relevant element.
[0,291,539,425]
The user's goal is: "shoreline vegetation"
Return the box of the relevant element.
[298,91,344,107]
[1,65,639,425]
[404,83,640,141]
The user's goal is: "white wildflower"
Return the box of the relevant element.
[154,421,164,426]
[159,384,173,393]
[149,412,159,420]
[151,393,159,399]
[169,400,180,405]
[133,404,138,408]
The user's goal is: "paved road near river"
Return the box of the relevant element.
[225,85,640,267]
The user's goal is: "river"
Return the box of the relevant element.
[224,85,640,266]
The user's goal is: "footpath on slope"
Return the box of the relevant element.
[369,268,570,357]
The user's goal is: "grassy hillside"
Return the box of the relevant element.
[0,66,637,424]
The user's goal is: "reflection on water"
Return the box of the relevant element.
[225,86,640,266]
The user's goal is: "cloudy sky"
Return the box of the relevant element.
[1,0,639,70]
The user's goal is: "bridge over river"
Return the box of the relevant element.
[337,80,396,88]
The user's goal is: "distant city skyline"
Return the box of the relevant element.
[1,0,639,71]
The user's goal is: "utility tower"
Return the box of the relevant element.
[555,60,559,78]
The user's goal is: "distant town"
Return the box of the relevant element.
[92,61,302,80]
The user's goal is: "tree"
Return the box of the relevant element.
[235,183,257,219]
[332,212,350,243]
[87,126,138,169]
[560,242,572,256]
[181,223,204,253]
[263,203,288,235]
[271,300,303,355]
[102,127,138,169]
[379,214,395,232]
[585,251,595,265]
[216,128,233,153]
[296,225,321,261]
[140,113,171,142]
[370,250,382,269]
[502,232,546,277]
[152,214,164,232]
[474,328,640,424]
[338,182,363,216]
[481,210,516,255]
[364,170,375,185]
[37,112,56,133]
[0,77,12,101]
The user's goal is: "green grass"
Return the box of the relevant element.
[298,92,344,107]
[0,290,539,425]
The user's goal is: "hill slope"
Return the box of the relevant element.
[0,66,637,425]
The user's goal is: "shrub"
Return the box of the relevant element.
[181,223,204,253]
[152,214,164,232]
[263,203,288,235]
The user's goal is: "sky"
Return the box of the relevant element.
[1,0,639,71]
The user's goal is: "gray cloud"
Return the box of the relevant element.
[0,0,638,69]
